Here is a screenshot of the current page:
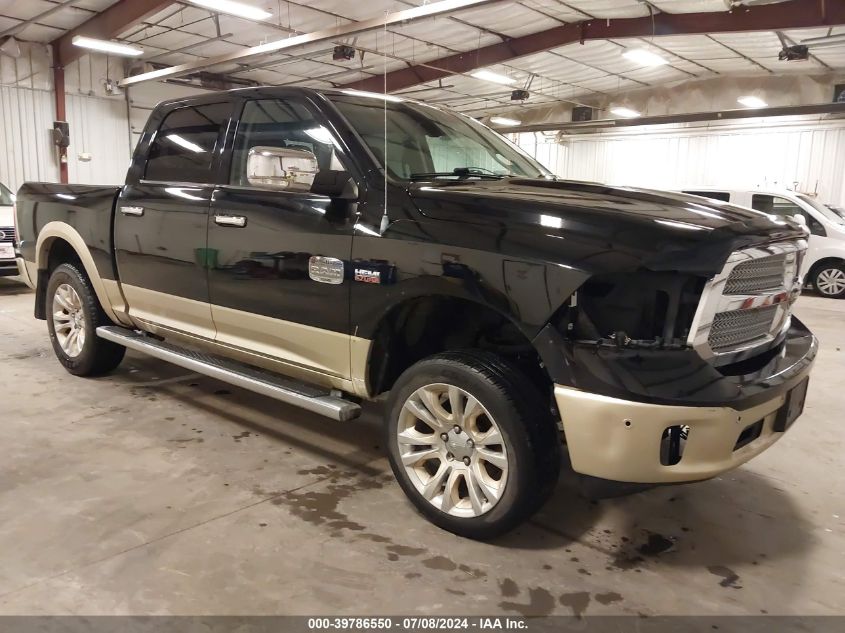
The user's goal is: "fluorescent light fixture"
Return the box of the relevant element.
[72,36,143,57]
[341,89,404,103]
[622,48,669,67]
[165,134,206,153]
[490,116,521,126]
[470,70,516,85]
[610,107,641,118]
[738,95,768,108]
[187,0,272,20]
[540,215,563,229]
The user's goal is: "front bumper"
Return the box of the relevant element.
[554,327,817,484]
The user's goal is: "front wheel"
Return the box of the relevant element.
[812,262,845,298]
[385,350,560,540]
[46,263,126,376]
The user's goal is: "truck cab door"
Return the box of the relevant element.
[115,101,231,338]
[207,97,355,380]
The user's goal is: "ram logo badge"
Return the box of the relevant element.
[308,256,344,284]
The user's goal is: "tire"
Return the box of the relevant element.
[385,350,560,540]
[45,263,126,376]
[811,262,845,299]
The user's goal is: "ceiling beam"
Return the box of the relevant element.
[118,0,507,87]
[343,0,845,93]
[52,0,176,67]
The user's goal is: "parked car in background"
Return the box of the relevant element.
[827,204,845,221]
[682,188,845,298]
[0,182,17,277]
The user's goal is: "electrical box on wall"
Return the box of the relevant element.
[52,121,70,148]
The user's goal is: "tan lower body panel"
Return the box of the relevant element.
[122,284,373,398]
[555,385,794,483]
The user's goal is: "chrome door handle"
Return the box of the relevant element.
[120,206,144,216]
[214,214,247,228]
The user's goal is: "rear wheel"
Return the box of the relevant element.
[812,262,845,298]
[385,350,560,540]
[46,263,125,376]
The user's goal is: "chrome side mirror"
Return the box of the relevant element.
[247,146,318,191]
[791,213,807,227]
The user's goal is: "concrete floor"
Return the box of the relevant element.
[1,276,843,616]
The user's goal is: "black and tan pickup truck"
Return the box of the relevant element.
[14,87,816,538]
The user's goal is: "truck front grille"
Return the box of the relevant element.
[724,254,787,295]
[687,239,806,364]
[0,227,13,243]
[708,305,780,352]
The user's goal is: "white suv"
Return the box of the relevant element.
[0,182,17,277]
[682,188,845,299]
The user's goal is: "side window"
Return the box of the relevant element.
[145,102,229,183]
[752,194,825,235]
[684,190,730,202]
[230,99,345,190]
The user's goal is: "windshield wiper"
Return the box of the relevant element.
[408,167,510,181]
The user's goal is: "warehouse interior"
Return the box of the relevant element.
[1,0,844,621]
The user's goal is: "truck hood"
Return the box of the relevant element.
[408,178,807,275]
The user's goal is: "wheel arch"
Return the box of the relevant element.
[35,222,127,324]
[362,293,552,399]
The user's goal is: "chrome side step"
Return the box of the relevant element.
[96,326,361,421]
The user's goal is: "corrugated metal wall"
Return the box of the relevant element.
[65,93,132,186]
[515,116,845,206]
[0,86,58,190]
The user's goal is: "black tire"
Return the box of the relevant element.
[811,262,845,299]
[385,350,560,540]
[46,263,126,376]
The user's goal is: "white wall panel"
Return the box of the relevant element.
[0,86,58,191]
[516,117,845,206]
[65,93,132,185]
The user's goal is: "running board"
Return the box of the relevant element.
[96,326,361,421]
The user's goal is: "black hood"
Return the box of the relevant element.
[408,178,806,275]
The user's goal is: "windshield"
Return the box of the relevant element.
[328,93,551,181]
[798,193,845,225]
[825,204,845,221]
[0,182,13,206]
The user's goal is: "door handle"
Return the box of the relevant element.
[214,214,247,228]
[120,206,144,216]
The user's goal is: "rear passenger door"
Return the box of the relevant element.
[115,101,231,338]
[207,97,355,379]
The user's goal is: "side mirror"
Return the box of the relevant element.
[247,146,318,192]
[311,170,358,200]
[791,213,807,227]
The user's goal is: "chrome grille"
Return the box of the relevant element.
[0,227,13,243]
[724,254,786,295]
[708,305,780,352]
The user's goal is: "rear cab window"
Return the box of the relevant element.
[145,102,230,183]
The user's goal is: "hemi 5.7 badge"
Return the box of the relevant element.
[354,268,381,284]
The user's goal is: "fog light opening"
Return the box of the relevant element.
[734,419,764,451]
[660,425,690,466]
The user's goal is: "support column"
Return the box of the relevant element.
[52,46,68,184]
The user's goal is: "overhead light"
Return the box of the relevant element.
[72,36,143,57]
[622,48,668,67]
[540,215,563,229]
[187,0,272,20]
[340,89,404,103]
[738,95,768,108]
[470,70,516,85]
[490,116,521,127]
[610,107,641,118]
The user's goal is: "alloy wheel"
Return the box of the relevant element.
[396,383,508,518]
[816,268,845,296]
[52,283,86,357]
